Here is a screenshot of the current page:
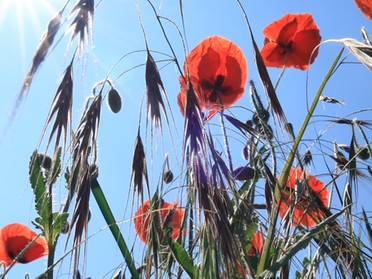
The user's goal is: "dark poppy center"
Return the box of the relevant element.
[200,75,228,103]
[279,40,293,55]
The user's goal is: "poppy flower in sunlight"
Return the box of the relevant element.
[134,200,185,244]
[260,13,321,70]
[248,231,263,256]
[177,36,248,119]
[355,0,372,20]
[278,168,328,227]
[0,223,48,267]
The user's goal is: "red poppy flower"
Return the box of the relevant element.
[134,200,185,244]
[248,231,264,256]
[178,36,248,118]
[0,223,48,267]
[260,13,321,70]
[355,0,372,20]
[278,168,328,227]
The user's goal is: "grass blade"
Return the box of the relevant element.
[90,178,139,279]
[168,239,197,278]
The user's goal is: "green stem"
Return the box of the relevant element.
[256,48,344,277]
[90,179,139,279]
[46,243,55,279]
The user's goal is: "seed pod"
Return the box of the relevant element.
[256,124,273,140]
[246,120,253,127]
[356,146,370,160]
[302,149,313,166]
[252,109,270,125]
[163,170,174,184]
[37,154,52,170]
[107,88,122,113]
[233,166,255,181]
[242,144,250,160]
[61,220,70,234]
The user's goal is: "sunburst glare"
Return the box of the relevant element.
[0,0,59,68]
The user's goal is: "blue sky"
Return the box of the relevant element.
[0,0,371,278]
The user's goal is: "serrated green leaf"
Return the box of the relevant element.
[29,151,51,224]
[49,147,62,185]
[52,212,69,240]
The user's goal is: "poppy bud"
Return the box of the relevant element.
[37,154,52,170]
[302,149,313,166]
[107,88,122,113]
[242,144,250,160]
[356,146,370,160]
[256,124,273,140]
[61,220,70,234]
[163,170,174,184]
[233,166,255,181]
[246,120,253,127]
[252,109,270,125]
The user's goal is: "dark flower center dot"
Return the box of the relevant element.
[200,75,226,102]
[279,40,293,55]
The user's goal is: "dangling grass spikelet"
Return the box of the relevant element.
[20,6,65,98]
[69,93,101,276]
[45,57,74,153]
[145,50,168,135]
[131,129,149,199]
[67,0,94,53]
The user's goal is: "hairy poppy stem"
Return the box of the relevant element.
[256,48,344,277]
[46,243,55,279]
[219,111,233,172]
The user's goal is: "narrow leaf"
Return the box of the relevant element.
[168,239,196,278]
[362,208,372,246]
[91,178,139,279]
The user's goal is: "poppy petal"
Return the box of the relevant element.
[278,168,328,227]
[261,13,321,70]
[261,43,288,67]
[264,14,298,44]
[355,0,372,20]
[134,200,185,245]
[248,231,264,255]
[178,36,247,117]
[134,201,151,244]
[0,223,48,266]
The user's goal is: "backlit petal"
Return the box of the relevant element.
[278,168,328,227]
[355,0,372,20]
[0,223,48,266]
[261,13,321,70]
[178,36,247,117]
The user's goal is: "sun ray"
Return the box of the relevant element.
[1,0,60,64]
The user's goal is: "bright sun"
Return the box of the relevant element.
[0,0,59,66]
